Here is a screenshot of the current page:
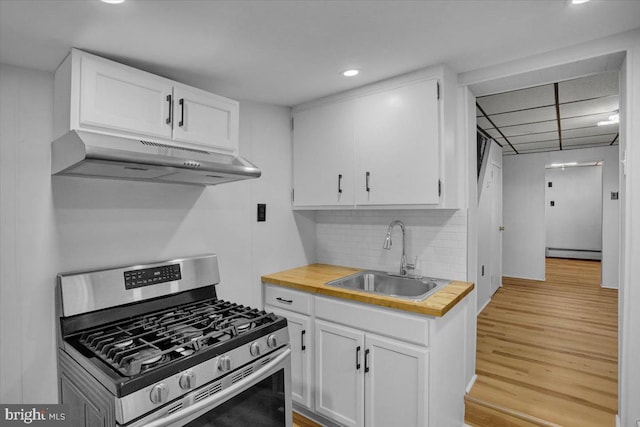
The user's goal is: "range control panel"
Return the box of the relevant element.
[124,264,181,289]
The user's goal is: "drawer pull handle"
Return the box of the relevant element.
[356,346,361,370]
[301,330,306,351]
[366,171,371,192]
[276,297,293,304]
[364,348,370,373]
[338,174,343,194]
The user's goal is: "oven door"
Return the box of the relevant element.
[132,347,292,427]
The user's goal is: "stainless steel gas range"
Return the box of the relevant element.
[55,254,292,427]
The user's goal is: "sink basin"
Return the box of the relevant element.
[325,270,450,301]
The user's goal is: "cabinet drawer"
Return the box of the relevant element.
[264,285,312,315]
[316,296,429,347]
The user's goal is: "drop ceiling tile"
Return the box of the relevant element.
[509,131,558,145]
[562,127,617,139]
[512,140,562,151]
[558,72,618,103]
[560,95,619,118]
[561,112,616,130]
[477,117,493,129]
[518,146,561,154]
[489,106,557,127]
[485,128,502,140]
[562,134,618,146]
[500,120,558,137]
[477,84,555,115]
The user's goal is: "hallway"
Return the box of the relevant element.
[465,258,618,426]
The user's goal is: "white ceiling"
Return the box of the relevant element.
[1,0,639,106]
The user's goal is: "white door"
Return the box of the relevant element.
[292,100,355,207]
[171,85,239,153]
[365,334,428,427]
[268,307,313,410]
[79,54,173,139]
[354,79,440,205]
[490,162,503,295]
[315,320,364,427]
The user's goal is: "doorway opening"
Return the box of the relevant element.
[466,52,625,426]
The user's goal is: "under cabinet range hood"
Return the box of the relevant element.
[51,130,261,186]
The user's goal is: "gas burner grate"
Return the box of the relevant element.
[74,298,277,377]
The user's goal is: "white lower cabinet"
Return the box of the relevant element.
[365,334,428,427]
[315,319,428,427]
[315,320,365,427]
[268,307,313,410]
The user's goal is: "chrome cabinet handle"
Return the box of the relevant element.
[366,171,371,192]
[165,94,173,125]
[275,297,292,304]
[301,330,306,351]
[356,346,361,370]
[179,98,185,127]
[338,174,343,194]
[364,348,370,373]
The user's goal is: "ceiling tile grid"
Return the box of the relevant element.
[477,72,619,155]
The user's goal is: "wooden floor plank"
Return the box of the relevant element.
[466,258,618,427]
[293,411,322,427]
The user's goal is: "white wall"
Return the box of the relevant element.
[476,140,502,312]
[0,64,315,404]
[316,209,467,281]
[502,146,619,286]
[545,165,603,254]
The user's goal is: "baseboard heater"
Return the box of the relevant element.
[546,247,602,260]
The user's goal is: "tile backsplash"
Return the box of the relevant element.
[316,209,467,281]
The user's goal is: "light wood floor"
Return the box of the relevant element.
[293,411,322,427]
[465,258,618,427]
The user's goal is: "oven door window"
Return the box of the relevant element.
[184,368,286,427]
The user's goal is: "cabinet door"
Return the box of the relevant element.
[268,307,313,410]
[79,54,173,139]
[315,320,364,427]
[293,100,355,207]
[172,85,239,153]
[364,334,428,427]
[354,79,440,205]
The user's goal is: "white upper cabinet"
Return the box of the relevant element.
[292,66,458,209]
[78,53,173,140]
[293,100,355,207]
[55,49,239,154]
[171,85,238,152]
[355,79,440,205]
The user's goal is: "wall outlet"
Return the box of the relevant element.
[257,204,266,222]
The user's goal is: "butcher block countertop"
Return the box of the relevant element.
[261,264,474,317]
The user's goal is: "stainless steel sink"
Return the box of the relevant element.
[325,270,450,301]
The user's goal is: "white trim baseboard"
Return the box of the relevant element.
[465,374,478,394]
[477,299,491,315]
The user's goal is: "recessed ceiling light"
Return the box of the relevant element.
[342,69,360,77]
[101,0,125,4]
[571,0,590,4]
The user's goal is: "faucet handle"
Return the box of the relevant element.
[406,256,417,272]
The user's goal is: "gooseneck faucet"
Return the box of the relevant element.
[383,220,414,276]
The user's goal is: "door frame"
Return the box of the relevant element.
[460,35,637,425]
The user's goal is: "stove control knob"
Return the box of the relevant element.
[218,355,232,372]
[267,334,278,348]
[179,371,196,390]
[149,383,169,404]
[250,341,262,357]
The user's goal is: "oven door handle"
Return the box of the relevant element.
[140,348,291,427]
